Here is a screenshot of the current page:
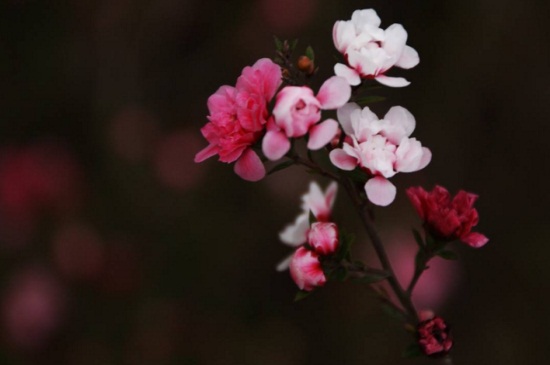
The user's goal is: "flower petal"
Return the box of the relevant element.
[375,75,410,88]
[337,102,361,136]
[307,119,339,150]
[275,254,293,272]
[334,63,362,86]
[365,177,397,206]
[396,46,420,69]
[262,130,290,161]
[317,76,352,109]
[194,144,218,163]
[418,147,432,170]
[233,148,265,181]
[461,232,489,248]
[329,148,357,170]
[279,213,309,246]
[384,106,416,138]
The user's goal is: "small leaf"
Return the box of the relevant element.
[414,249,426,272]
[267,160,294,175]
[381,302,407,322]
[294,290,312,302]
[329,266,348,282]
[411,228,424,248]
[273,36,283,51]
[344,168,369,183]
[305,46,315,61]
[308,210,317,225]
[336,231,355,261]
[355,95,386,105]
[437,249,458,260]
[290,39,299,51]
[402,343,423,358]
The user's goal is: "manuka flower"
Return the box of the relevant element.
[417,316,453,357]
[406,186,489,248]
[333,9,419,87]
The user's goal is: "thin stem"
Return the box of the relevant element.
[340,177,419,324]
[407,265,426,295]
[290,154,340,181]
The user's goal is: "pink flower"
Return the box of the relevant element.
[333,9,419,87]
[417,316,453,357]
[195,58,282,181]
[307,222,339,256]
[329,103,431,206]
[262,76,351,160]
[406,186,489,248]
[289,247,326,291]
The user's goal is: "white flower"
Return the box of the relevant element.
[330,103,431,206]
[333,9,419,87]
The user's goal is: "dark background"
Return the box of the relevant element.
[0,0,549,364]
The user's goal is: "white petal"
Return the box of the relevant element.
[395,45,419,69]
[334,63,362,86]
[317,76,352,110]
[307,119,339,150]
[365,177,396,206]
[276,254,293,272]
[382,24,408,59]
[329,149,357,170]
[279,213,309,246]
[375,75,410,88]
[384,106,416,139]
[337,102,361,136]
[418,147,432,170]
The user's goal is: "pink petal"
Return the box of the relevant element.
[329,149,357,171]
[316,76,352,109]
[262,130,290,161]
[396,46,420,69]
[307,119,339,150]
[418,147,432,170]
[461,232,489,248]
[375,75,410,88]
[384,106,416,138]
[365,177,397,206]
[334,64,361,86]
[194,144,218,163]
[233,149,265,181]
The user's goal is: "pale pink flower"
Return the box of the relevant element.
[277,181,337,271]
[195,58,282,181]
[329,103,431,206]
[289,247,326,291]
[262,76,351,160]
[333,9,419,87]
[307,222,339,256]
[407,186,489,248]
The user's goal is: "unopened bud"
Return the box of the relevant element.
[282,68,291,78]
[297,56,314,75]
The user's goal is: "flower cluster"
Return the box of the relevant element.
[277,182,339,291]
[195,7,489,360]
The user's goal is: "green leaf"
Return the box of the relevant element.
[329,266,348,282]
[414,249,426,272]
[337,231,355,261]
[402,343,423,358]
[267,160,294,175]
[344,168,369,183]
[273,36,283,51]
[305,45,315,61]
[290,39,299,51]
[411,228,425,248]
[308,210,317,225]
[381,302,407,322]
[437,249,458,260]
[355,95,386,105]
[294,290,312,302]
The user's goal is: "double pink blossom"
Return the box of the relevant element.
[406,186,489,248]
[333,9,419,87]
[195,58,282,181]
[307,222,339,256]
[262,76,351,160]
[329,103,431,206]
[289,247,327,291]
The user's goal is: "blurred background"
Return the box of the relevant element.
[0,0,549,364]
